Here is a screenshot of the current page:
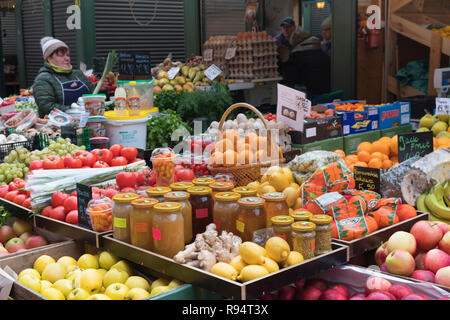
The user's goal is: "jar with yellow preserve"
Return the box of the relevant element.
[233,187,257,197]
[187,186,213,236]
[210,181,234,204]
[146,187,172,202]
[236,197,266,242]
[192,178,215,187]
[112,193,140,243]
[213,192,241,233]
[170,182,194,192]
[309,215,333,256]
[261,192,289,227]
[130,198,159,251]
[292,221,316,260]
[290,210,313,222]
[271,215,294,249]
[164,191,193,244]
[152,202,185,258]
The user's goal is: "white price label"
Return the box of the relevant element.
[276,84,311,132]
[436,98,450,115]
[203,49,213,62]
[225,47,237,60]
[79,111,90,128]
[204,64,223,81]
[168,67,180,80]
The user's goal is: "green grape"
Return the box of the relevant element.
[0,175,5,182]
[17,172,23,178]
[6,174,13,181]
[23,167,29,174]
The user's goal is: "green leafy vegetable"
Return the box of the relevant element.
[93,51,119,94]
[146,110,190,151]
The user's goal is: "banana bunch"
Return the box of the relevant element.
[417,180,450,223]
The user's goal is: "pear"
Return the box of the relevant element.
[103,268,129,288]
[431,121,449,137]
[98,251,119,270]
[438,115,450,123]
[419,113,437,129]
[110,260,133,276]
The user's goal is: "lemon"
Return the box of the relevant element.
[282,168,294,183]
[257,181,270,195]
[260,185,276,195]
[237,265,269,282]
[239,242,266,265]
[210,263,238,281]
[269,171,290,192]
[229,255,247,273]
[283,187,299,208]
[261,257,279,273]
[282,251,304,268]
[293,197,303,210]
[265,237,290,263]
[289,182,300,190]
[247,181,260,190]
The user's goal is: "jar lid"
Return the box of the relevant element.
[262,192,287,202]
[131,198,159,208]
[187,186,212,195]
[164,191,190,201]
[310,214,333,225]
[170,182,194,191]
[154,202,182,212]
[292,221,316,232]
[233,187,257,196]
[112,193,140,203]
[271,215,294,226]
[238,197,265,207]
[146,187,172,196]
[215,192,241,202]
[192,178,215,186]
[290,210,313,221]
[210,181,234,191]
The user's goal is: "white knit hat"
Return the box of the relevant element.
[322,16,332,29]
[41,37,69,61]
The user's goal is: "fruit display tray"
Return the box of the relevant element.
[101,234,349,300]
[0,197,33,221]
[333,212,430,259]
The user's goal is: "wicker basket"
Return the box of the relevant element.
[207,103,284,186]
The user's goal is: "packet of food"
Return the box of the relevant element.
[48,109,73,127]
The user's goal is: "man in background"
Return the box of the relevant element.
[321,16,332,57]
[276,17,297,51]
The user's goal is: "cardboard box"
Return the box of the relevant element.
[344,130,381,155]
[292,136,344,153]
[288,116,342,145]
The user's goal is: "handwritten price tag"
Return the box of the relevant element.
[203,49,213,62]
[204,64,223,81]
[436,98,450,115]
[168,67,180,80]
[225,47,237,60]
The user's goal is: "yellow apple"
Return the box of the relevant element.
[98,251,119,270]
[79,269,102,294]
[124,276,150,291]
[40,280,53,292]
[33,255,55,274]
[67,288,91,300]
[65,265,81,273]
[52,279,74,298]
[18,274,41,293]
[88,294,111,300]
[149,285,171,297]
[42,263,66,283]
[110,260,133,276]
[57,256,77,271]
[103,268,129,288]
[77,254,99,270]
[41,287,65,300]
[18,268,41,280]
[126,288,150,300]
[105,283,129,300]
[168,279,184,289]
[150,278,170,291]
[97,268,107,278]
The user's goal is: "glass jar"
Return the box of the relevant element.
[213,192,241,234]
[309,215,333,256]
[292,221,316,260]
[170,182,194,192]
[152,202,185,258]
[187,186,213,236]
[87,197,113,232]
[210,181,234,204]
[192,178,215,187]
[290,210,313,222]
[271,215,294,249]
[236,197,267,242]
[130,198,159,251]
[151,148,175,187]
[232,187,257,197]
[164,191,193,244]
[261,193,289,227]
[146,187,172,203]
[112,193,140,243]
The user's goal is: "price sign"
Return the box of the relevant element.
[78,111,90,128]
[204,64,223,81]
[398,132,434,163]
[436,98,450,115]
[143,149,153,167]
[225,47,237,60]
[168,67,180,80]
[203,49,213,62]
[354,166,381,194]
[276,84,311,132]
[76,183,93,230]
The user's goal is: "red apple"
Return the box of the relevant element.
[435,222,450,235]
[387,231,416,255]
[12,219,32,236]
[294,279,305,291]
[305,279,328,292]
[415,251,426,270]
[410,221,443,251]
[331,284,350,299]
[435,266,450,287]
[65,210,79,225]
[380,262,388,272]
[299,286,322,300]
[424,249,450,274]
[320,289,347,300]
[385,249,415,276]
[278,285,296,300]
[411,270,435,283]
[388,284,413,300]
[19,232,33,243]
[5,238,25,253]
[349,293,366,300]
[439,231,450,255]
[0,226,16,243]
[25,235,48,249]
[365,276,392,295]
[375,242,389,266]
[41,206,53,217]
[366,291,394,300]
[0,251,9,256]
[402,293,429,300]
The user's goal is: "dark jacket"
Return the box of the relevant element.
[276,33,292,51]
[32,64,95,118]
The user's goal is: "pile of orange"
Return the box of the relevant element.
[334,103,365,112]
[434,136,450,150]
[210,130,283,167]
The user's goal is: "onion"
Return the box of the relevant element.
[236,113,247,124]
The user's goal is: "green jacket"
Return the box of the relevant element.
[33,63,95,118]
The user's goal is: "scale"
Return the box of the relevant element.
[434,67,450,98]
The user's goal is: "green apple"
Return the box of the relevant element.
[77,254,99,270]
[42,263,66,283]
[98,251,119,270]
[33,255,55,274]
[57,256,78,271]
[18,274,41,293]
[18,268,41,280]
[110,260,133,276]
[67,288,91,300]
[88,294,111,300]
[41,287,65,300]
[79,269,102,294]
[125,276,150,291]
[105,283,129,300]
[40,280,52,291]
[168,279,184,289]
[53,279,74,298]
[126,288,150,300]
[149,285,171,297]
[150,278,170,291]
[103,268,129,288]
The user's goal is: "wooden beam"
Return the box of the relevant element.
[390,0,412,13]
[293,0,300,27]
[388,76,425,97]
[428,32,442,96]
[390,13,432,47]
[411,0,425,12]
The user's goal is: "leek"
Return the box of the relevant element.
[93,50,119,94]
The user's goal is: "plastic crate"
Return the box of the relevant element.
[0,138,34,162]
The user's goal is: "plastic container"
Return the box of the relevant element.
[112,193,140,243]
[114,87,128,117]
[87,198,114,232]
[152,148,175,187]
[130,198,159,251]
[87,117,107,138]
[127,82,141,116]
[82,94,106,116]
[152,202,185,258]
[118,79,154,111]
[104,110,149,150]
[90,137,110,150]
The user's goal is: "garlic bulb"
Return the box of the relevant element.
[236,113,247,124]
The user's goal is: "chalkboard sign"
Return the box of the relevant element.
[134,53,151,76]
[119,52,135,77]
[119,52,151,77]
[76,183,93,230]
[143,149,152,167]
[398,132,433,163]
[354,166,381,194]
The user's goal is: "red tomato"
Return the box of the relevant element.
[0,185,9,198]
[120,147,138,162]
[52,191,70,208]
[65,210,79,224]
[79,153,97,167]
[174,165,184,175]
[109,144,124,157]
[92,149,113,164]
[50,206,66,221]
[74,150,89,157]
[42,206,53,217]
[13,178,26,189]
[13,194,26,206]
[176,168,196,182]
[8,182,18,191]
[43,155,64,170]
[116,172,137,190]
[70,190,77,197]
[63,196,78,213]
[22,198,32,209]
[111,156,128,167]
[29,160,43,171]
[64,156,82,169]
[4,191,19,202]
[93,161,110,168]
[120,187,136,193]
[136,170,156,186]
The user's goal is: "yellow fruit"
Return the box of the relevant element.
[88,294,111,300]
[282,168,294,183]
[261,257,280,273]
[269,171,290,192]
[239,242,266,265]
[77,254,99,270]
[283,187,299,208]
[210,263,239,280]
[53,279,75,298]
[18,275,41,293]
[265,237,290,263]
[110,260,133,276]
[150,278,171,291]
[260,185,276,195]
[41,287,65,300]
[293,198,302,210]
[289,183,300,190]
[33,255,56,275]
[247,181,260,190]
[167,279,183,289]
[40,280,53,291]
[257,181,270,195]
[125,276,150,291]
[237,265,269,282]
[56,256,77,272]
[229,255,247,273]
[150,286,171,297]
[126,288,151,300]
[42,263,66,283]
[282,251,304,268]
[18,268,41,280]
